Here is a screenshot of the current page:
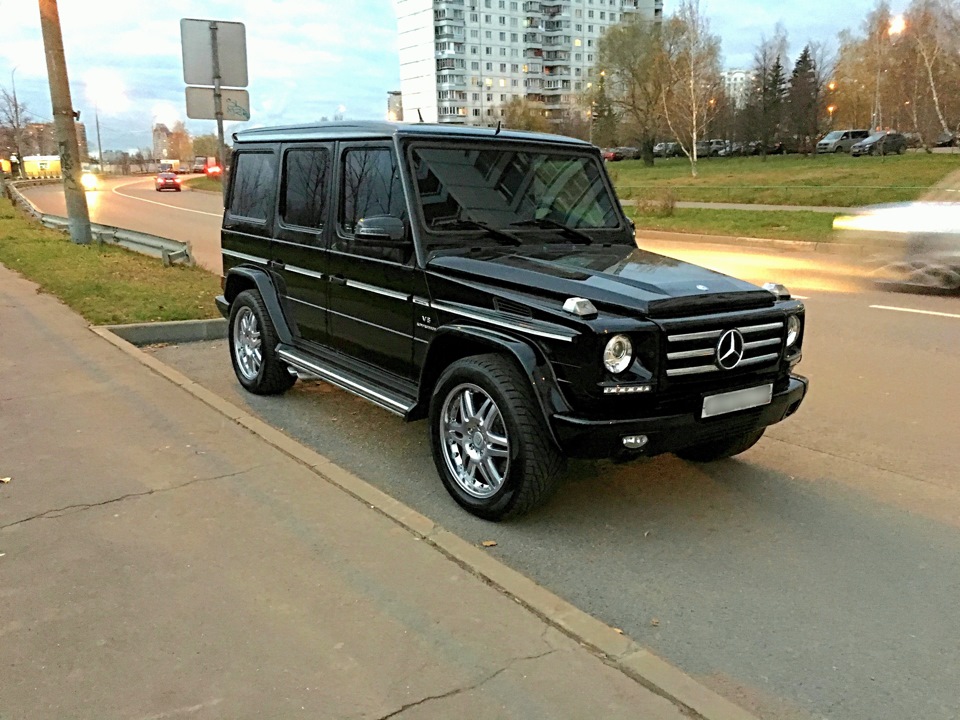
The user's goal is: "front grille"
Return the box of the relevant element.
[665,319,784,378]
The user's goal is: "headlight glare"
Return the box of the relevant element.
[603,334,633,374]
[786,315,801,347]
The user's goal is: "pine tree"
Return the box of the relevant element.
[787,45,820,154]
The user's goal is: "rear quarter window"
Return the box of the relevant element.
[228,151,277,222]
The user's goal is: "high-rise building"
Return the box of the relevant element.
[721,69,754,110]
[152,123,172,161]
[396,0,663,125]
[21,122,88,158]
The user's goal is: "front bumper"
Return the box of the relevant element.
[552,375,808,459]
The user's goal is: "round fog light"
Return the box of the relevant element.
[622,435,648,450]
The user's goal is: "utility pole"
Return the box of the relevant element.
[95,104,103,173]
[38,0,91,244]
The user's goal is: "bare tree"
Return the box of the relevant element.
[598,16,664,166]
[907,0,954,136]
[659,0,722,177]
[0,86,29,177]
[500,97,551,133]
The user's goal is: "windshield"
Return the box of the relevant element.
[409,144,624,249]
[866,132,887,142]
[822,131,843,141]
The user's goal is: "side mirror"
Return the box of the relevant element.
[355,215,406,243]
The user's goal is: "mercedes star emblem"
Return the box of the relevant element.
[715,329,745,370]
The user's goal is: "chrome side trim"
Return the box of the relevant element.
[287,297,327,312]
[277,349,411,415]
[222,248,268,265]
[345,280,410,301]
[413,296,431,307]
[431,301,577,342]
[739,321,784,334]
[668,329,722,342]
[666,347,714,361]
[285,265,325,281]
[328,309,410,338]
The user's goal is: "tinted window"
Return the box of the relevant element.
[229,152,276,221]
[340,148,407,234]
[282,148,330,229]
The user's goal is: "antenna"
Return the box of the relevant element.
[495,120,501,136]
[417,108,424,123]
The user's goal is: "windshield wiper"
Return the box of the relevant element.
[430,218,522,246]
[509,218,594,244]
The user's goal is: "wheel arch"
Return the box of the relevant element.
[410,324,572,444]
[223,266,294,345]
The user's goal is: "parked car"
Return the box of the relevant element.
[934,131,958,148]
[817,129,870,154]
[654,142,683,158]
[616,146,640,160]
[215,121,809,520]
[747,140,785,156]
[155,172,182,192]
[851,131,907,156]
[601,148,624,162]
[717,142,747,157]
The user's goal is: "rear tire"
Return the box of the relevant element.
[228,289,296,395]
[428,354,565,521]
[675,429,765,462]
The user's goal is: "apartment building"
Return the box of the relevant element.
[396,0,663,125]
[721,68,754,110]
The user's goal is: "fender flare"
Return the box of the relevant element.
[223,266,294,346]
[413,324,573,446]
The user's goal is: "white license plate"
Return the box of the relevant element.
[701,384,773,419]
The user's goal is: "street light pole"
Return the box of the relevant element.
[95,103,103,173]
[38,0,91,244]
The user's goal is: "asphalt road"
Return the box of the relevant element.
[22,178,960,720]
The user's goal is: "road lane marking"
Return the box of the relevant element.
[112,178,222,217]
[870,304,960,319]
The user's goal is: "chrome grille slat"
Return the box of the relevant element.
[664,315,785,379]
[667,365,720,377]
[667,348,715,360]
[739,321,784,334]
[744,337,781,351]
[668,329,722,342]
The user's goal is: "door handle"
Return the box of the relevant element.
[329,275,347,286]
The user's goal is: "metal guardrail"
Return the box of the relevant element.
[6,179,193,266]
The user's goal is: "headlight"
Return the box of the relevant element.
[786,315,801,347]
[81,172,98,190]
[603,334,633,374]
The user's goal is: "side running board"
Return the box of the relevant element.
[276,345,416,417]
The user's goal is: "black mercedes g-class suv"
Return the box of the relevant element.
[216,122,808,520]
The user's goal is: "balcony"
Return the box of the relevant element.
[523,1,542,11]
[542,3,564,15]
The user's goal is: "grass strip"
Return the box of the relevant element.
[0,201,220,325]
[628,207,838,243]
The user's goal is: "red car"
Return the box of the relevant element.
[204,164,222,178]
[601,148,624,162]
[155,172,182,192]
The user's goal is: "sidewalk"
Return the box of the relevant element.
[0,261,694,719]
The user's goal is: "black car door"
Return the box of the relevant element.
[326,141,418,380]
[270,143,333,346]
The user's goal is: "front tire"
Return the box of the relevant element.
[429,354,565,521]
[228,289,296,395]
[674,429,765,463]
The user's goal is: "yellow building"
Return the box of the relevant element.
[22,155,62,178]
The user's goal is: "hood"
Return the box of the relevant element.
[427,244,775,318]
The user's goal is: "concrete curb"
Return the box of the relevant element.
[100,318,227,346]
[90,321,759,720]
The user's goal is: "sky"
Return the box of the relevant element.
[0,0,906,154]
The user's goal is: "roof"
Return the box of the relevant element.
[233,121,593,147]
